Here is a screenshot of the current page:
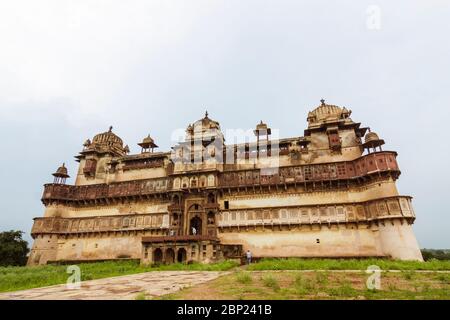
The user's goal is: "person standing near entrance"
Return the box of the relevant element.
[192,227,197,235]
[246,250,252,264]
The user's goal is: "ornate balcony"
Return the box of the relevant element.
[42,177,171,203]
[219,151,399,188]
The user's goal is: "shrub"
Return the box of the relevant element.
[236,272,252,284]
[261,275,280,290]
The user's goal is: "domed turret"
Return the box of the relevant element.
[254,120,272,143]
[186,111,224,142]
[362,130,385,152]
[52,163,69,184]
[138,134,158,153]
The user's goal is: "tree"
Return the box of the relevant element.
[0,230,30,266]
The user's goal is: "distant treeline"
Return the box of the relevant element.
[421,249,450,261]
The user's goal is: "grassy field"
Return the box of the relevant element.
[247,258,450,271]
[2,258,450,299]
[159,270,450,300]
[0,260,239,293]
[155,258,450,300]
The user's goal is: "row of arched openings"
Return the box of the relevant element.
[153,247,187,264]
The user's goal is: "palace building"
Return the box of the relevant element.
[28,101,423,265]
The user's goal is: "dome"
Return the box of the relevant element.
[186,111,223,141]
[81,126,127,156]
[362,131,385,149]
[364,131,380,143]
[92,126,124,148]
[192,111,221,131]
[254,120,272,136]
[52,163,69,178]
[138,134,158,152]
[307,99,352,124]
[256,120,268,131]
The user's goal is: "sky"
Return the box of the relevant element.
[0,0,449,248]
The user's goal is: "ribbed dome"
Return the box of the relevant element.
[92,126,123,149]
[308,99,350,124]
[312,104,342,117]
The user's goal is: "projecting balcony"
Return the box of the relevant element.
[218,151,400,188]
[41,177,171,203]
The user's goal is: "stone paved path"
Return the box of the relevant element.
[0,271,226,300]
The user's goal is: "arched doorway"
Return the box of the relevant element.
[153,248,163,264]
[165,248,175,264]
[190,216,202,235]
[177,248,187,263]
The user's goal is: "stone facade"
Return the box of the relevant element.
[28,101,423,265]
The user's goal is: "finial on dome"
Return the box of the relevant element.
[109,126,113,132]
[320,99,325,106]
[205,110,209,118]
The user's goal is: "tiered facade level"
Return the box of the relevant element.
[28,101,423,265]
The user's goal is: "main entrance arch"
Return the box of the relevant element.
[190,216,202,235]
[187,203,204,235]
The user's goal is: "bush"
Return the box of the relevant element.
[421,249,450,261]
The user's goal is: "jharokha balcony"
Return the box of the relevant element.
[42,151,400,205]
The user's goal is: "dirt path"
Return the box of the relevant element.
[0,271,227,300]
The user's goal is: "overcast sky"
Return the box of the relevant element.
[0,0,449,248]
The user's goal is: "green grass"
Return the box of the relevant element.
[247,258,450,271]
[161,270,450,300]
[134,292,147,300]
[236,272,252,284]
[0,259,239,293]
[402,271,415,280]
[261,275,280,291]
